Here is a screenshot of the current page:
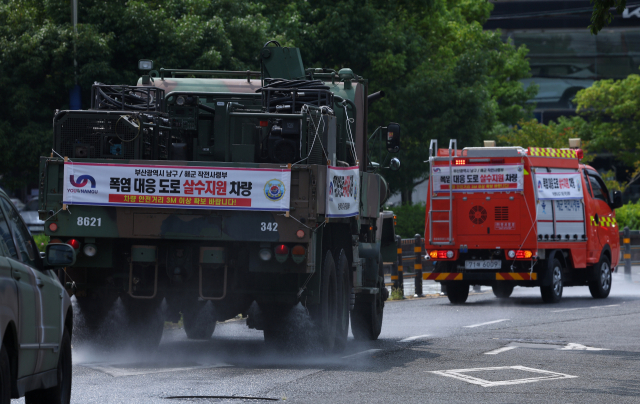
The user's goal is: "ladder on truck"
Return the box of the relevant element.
[428,139,456,245]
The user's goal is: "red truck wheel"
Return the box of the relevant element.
[589,256,612,299]
[541,258,564,303]
[446,282,469,304]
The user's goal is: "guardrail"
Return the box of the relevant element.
[385,228,639,294]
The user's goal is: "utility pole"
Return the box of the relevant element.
[70,0,81,109]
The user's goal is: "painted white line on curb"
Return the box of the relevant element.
[464,319,509,328]
[430,366,578,387]
[341,349,381,359]
[484,346,518,355]
[399,334,431,342]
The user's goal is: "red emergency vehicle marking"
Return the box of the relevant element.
[424,273,463,281]
[496,273,537,281]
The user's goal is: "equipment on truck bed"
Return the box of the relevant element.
[424,139,622,304]
[40,41,401,353]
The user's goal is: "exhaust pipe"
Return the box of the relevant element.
[368,91,385,106]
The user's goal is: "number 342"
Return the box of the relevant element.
[261,222,278,231]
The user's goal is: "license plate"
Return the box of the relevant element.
[465,260,501,270]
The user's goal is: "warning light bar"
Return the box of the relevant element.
[455,159,465,165]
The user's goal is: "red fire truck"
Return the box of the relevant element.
[424,139,623,304]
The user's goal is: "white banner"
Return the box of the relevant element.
[535,172,583,200]
[431,164,524,192]
[326,166,360,218]
[62,163,291,211]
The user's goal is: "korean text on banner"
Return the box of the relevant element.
[63,163,291,211]
[535,172,583,200]
[326,166,360,218]
[431,164,524,192]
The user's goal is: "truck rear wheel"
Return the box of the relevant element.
[309,251,337,352]
[492,284,514,299]
[540,258,563,303]
[350,256,384,341]
[589,256,612,299]
[446,282,469,304]
[183,302,216,340]
[333,250,350,352]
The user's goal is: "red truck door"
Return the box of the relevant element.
[583,168,616,253]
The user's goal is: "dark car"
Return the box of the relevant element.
[19,198,45,234]
[0,191,75,404]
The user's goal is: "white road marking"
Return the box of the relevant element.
[551,308,581,313]
[399,334,430,342]
[553,304,619,313]
[341,349,381,359]
[464,319,509,328]
[484,346,518,355]
[431,366,578,387]
[80,362,232,377]
[560,343,610,351]
[591,304,620,309]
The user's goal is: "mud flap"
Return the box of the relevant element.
[357,242,381,288]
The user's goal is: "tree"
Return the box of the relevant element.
[0,0,276,191]
[261,0,536,204]
[589,0,627,35]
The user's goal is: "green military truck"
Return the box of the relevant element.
[38,42,400,352]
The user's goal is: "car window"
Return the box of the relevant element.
[0,198,38,267]
[587,172,609,203]
[0,203,18,260]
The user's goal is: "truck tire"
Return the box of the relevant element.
[351,256,384,341]
[333,250,350,352]
[540,258,563,303]
[183,302,216,340]
[309,250,337,352]
[0,343,10,404]
[25,327,72,404]
[589,256,612,299]
[492,284,514,299]
[446,282,469,304]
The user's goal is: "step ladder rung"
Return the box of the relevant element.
[432,220,450,223]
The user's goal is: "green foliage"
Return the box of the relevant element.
[0,0,536,199]
[33,233,49,252]
[589,0,627,34]
[391,203,426,239]
[574,74,640,168]
[496,116,593,164]
[615,201,640,230]
[389,287,404,300]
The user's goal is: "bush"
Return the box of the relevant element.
[390,203,426,239]
[33,233,49,253]
[616,201,640,230]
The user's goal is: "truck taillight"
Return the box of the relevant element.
[274,244,289,263]
[455,159,465,165]
[429,250,454,259]
[508,250,532,259]
[291,245,306,264]
[48,223,58,232]
[67,239,80,250]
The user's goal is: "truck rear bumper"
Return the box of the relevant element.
[424,272,538,282]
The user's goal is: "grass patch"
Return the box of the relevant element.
[389,287,405,300]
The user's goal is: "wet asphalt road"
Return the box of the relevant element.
[13,270,640,404]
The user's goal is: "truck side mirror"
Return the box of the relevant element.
[610,190,623,209]
[389,157,401,171]
[386,123,400,153]
[44,243,76,267]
